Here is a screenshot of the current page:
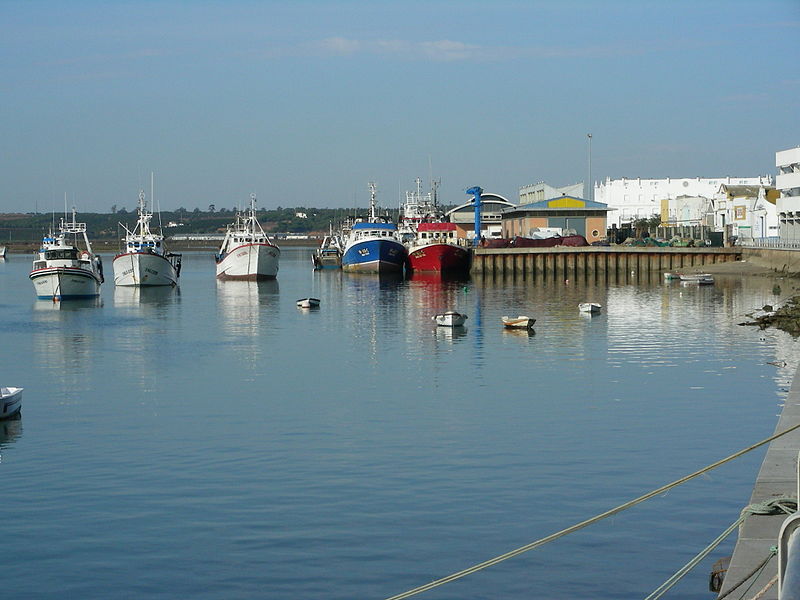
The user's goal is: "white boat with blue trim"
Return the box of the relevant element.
[341,182,407,273]
[216,194,280,280]
[113,190,181,287]
[29,209,104,300]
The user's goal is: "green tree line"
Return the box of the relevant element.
[0,206,415,242]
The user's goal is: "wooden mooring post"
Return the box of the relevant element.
[470,246,742,280]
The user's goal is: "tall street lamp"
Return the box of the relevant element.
[587,133,593,202]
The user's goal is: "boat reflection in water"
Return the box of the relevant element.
[33,297,103,311]
[217,279,279,335]
[0,415,22,462]
[113,285,180,310]
[32,298,101,386]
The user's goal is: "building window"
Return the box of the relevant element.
[735,206,746,220]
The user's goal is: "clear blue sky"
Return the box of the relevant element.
[2,0,798,213]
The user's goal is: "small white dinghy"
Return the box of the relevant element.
[502,315,536,329]
[579,302,602,314]
[679,273,714,285]
[433,311,467,327]
[296,297,320,309]
[1,387,23,419]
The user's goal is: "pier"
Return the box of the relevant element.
[718,364,800,599]
[470,246,742,279]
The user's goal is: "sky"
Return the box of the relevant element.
[2,0,799,213]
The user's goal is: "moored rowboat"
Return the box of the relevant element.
[502,315,536,329]
[433,311,467,327]
[579,302,602,313]
[1,387,23,419]
[296,297,321,309]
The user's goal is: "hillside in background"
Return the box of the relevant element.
[0,206,432,242]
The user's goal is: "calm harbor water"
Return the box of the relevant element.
[0,247,797,599]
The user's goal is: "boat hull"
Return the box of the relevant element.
[0,387,22,419]
[342,239,407,273]
[216,243,280,280]
[502,316,535,329]
[113,252,179,286]
[407,243,469,273]
[29,268,101,299]
[433,312,467,327]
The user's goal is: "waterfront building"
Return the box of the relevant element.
[500,195,611,244]
[519,181,584,205]
[776,146,800,240]
[659,195,713,228]
[595,175,773,228]
[445,192,514,240]
[715,184,779,241]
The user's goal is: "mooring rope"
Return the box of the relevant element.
[645,499,793,600]
[644,515,745,600]
[717,546,777,600]
[383,422,800,600]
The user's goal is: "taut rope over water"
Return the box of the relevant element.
[384,422,800,600]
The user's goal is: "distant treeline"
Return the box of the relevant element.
[0,205,453,242]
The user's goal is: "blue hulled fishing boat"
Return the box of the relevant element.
[341,183,407,273]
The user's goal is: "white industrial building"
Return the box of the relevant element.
[776,147,800,241]
[519,181,584,204]
[595,175,773,228]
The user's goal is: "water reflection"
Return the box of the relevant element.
[433,324,468,344]
[32,297,101,382]
[216,280,279,334]
[33,297,103,311]
[0,415,22,463]
[113,285,181,311]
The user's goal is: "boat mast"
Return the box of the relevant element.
[368,182,377,221]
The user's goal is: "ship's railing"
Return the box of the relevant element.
[778,450,800,598]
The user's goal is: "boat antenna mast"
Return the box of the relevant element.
[368,181,377,221]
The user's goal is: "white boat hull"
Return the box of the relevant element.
[216,243,280,280]
[30,268,101,299]
[1,387,23,419]
[113,252,179,286]
[579,302,602,313]
[502,316,535,329]
[433,312,467,327]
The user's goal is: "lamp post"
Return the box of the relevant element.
[587,133,593,201]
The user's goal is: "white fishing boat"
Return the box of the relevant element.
[432,311,468,327]
[0,246,6,259]
[296,297,320,309]
[502,315,536,329]
[216,194,280,280]
[29,209,104,300]
[113,189,181,287]
[578,302,602,313]
[312,226,343,269]
[1,387,23,419]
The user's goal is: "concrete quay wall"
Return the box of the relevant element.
[470,246,742,279]
[742,248,800,274]
[718,363,800,599]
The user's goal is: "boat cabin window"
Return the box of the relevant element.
[45,249,78,260]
